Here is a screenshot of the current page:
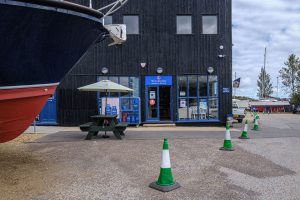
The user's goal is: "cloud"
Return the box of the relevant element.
[233,0,300,98]
[239,77,252,89]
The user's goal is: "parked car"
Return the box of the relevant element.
[232,102,245,123]
[292,104,300,114]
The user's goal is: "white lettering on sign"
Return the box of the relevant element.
[150,79,167,85]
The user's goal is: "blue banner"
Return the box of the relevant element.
[145,76,172,86]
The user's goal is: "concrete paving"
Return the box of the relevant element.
[223,137,300,200]
[1,114,299,200]
[25,113,300,140]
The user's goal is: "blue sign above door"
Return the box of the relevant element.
[145,76,172,86]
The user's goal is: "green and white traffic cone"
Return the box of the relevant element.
[239,120,249,139]
[219,124,234,151]
[253,113,259,123]
[252,118,259,131]
[149,138,181,192]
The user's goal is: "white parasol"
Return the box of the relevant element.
[78,80,133,114]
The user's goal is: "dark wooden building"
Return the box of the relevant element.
[52,0,232,126]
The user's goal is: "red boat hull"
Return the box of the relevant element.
[0,85,57,143]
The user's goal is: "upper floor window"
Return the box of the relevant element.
[176,16,192,34]
[123,15,139,34]
[202,16,218,34]
[103,16,112,25]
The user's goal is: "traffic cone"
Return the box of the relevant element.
[252,118,259,131]
[219,124,234,151]
[149,138,181,192]
[253,113,256,123]
[256,114,260,120]
[239,120,249,139]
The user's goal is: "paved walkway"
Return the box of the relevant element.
[25,125,239,134]
[25,113,300,140]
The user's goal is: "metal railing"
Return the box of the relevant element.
[97,0,128,17]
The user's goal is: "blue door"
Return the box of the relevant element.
[145,76,173,122]
[37,93,57,125]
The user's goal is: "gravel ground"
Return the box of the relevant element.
[1,114,299,200]
[1,135,299,200]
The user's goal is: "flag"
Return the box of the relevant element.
[233,78,241,88]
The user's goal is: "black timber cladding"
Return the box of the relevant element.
[58,0,232,125]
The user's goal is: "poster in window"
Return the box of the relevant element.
[180,99,186,108]
[150,91,156,99]
[149,99,155,105]
[180,91,186,96]
[101,97,120,117]
[200,100,207,109]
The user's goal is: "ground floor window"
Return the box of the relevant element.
[97,76,140,97]
[177,75,219,121]
[97,76,140,124]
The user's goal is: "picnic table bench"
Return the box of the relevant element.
[79,115,128,140]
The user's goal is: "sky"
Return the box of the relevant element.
[232,0,300,99]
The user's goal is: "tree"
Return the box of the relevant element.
[234,96,256,101]
[279,54,300,96]
[257,67,273,98]
[291,93,300,104]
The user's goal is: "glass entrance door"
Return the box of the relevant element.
[146,86,172,121]
[145,76,173,122]
[146,86,159,120]
[159,86,171,121]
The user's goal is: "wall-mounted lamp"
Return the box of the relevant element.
[156,67,163,74]
[101,67,109,74]
[140,62,147,68]
[207,67,214,74]
[219,45,224,50]
[217,54,226,58]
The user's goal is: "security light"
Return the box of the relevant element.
[217,54,226,58]
[156,67,163,74]
[101,67,109,74]
[140,62,146,68]
[207,67,214,74]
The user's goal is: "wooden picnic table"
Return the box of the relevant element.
[79,115,127,140]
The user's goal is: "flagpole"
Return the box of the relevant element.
[234,72,236,99]
[262,47,266,99]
